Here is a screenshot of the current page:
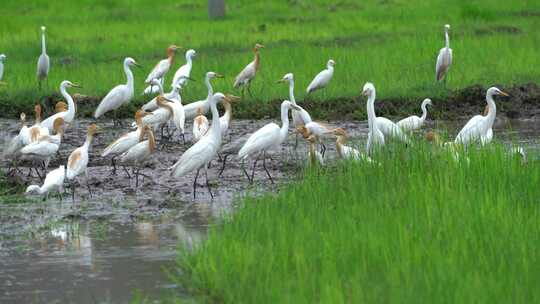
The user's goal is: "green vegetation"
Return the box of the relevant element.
[1,0,539,118]
[173,142,540,303]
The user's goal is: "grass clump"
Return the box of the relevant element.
[173,142,540,303]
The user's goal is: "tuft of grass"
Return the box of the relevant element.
[0,0,539,119]
[172,142,540,303]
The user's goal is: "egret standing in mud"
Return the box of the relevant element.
[436,24,453,82]
[305,134,324,166]
[66,124,98,199]
[27,104,49,143]
[331,128,372,162]
[120,125,157,189]
[172,49,196,89]
[170,93,237,199]
[0,54,6,82]
[26,165,65,200]
[37,26,50,89]
[3,113,29,168]
[362,83,385,154]
[94,57,140,124]
[102,110,152,175]
[397,98,433,132]
[306,59,335,94]
[455,87,508,146]
[184,72,223,120]
[143,45,180,94]
[20,117,64,175]
[139,96,175,140]
[278,73,312,148]
[234,43,264,97]
[41,81,81,132]
[237,100,301,184]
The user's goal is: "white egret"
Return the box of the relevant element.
[3,113,29,163]
[234,43,264,96]
[142,77,163,95]
[41,80,81,132]
[306,59,335,94]
[25,165,65,199]
[375,117,409,142]
[120,125,156,188]
[397,98,433,132]
[305,134,324,166]
[218,94,239,138]
[455,87,508,146]
[331,128,372,162]
[436,24,453,82]
[0,54,6,81]
[20,117,64,172]
[141,79,165,111]
[139,95,175,139]
[102,110,152,174]
[66,124,98,199]
[143,45,180,93]
[278,73,312,126]
[362,83,385,154]
[94,57,140,123]
[172,49,196,89]
[37,26,50,89]
[237,100,301,184]
[170,93,235,199]
[183,72,223,119]
[192,108,209,143]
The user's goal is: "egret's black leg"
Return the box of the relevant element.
[219,154,229,177]
[205,168,214,199]
[263,151,274,184]
[193,168,201,199]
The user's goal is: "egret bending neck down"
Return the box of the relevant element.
[420,98,431,122]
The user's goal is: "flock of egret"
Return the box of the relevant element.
[0,24,515,200]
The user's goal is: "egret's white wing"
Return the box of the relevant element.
[306,69,332,93]
[102,130,139,156]
[66,147,88,180]
[238,123,280,159]
[145,59,169,83]
[120,140,150,163]
[37,54,49,79]
[396,115,421,131]
[171,136,219,177]
[234,62,256,88]
[170,102,185,133]
[436,48,452,81]
[183,100,210,120]
[42,166,65,193]
[375,117,408,142]
[21,141,58,157]
[455,115,484,145]
[94,84,130,118]
[172,64,191,88]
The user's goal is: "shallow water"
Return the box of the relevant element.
[0,116,539,303]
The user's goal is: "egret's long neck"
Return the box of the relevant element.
[185,54,193,72]
[148,131,156,153]
[327,65,334,73]
[336,136,346,158]
[209,100,221,143]
[485,93,497,126]
[222,101,232,123]
[366,92,377,131]
[279,105,290,143]
[445,30,450,49]
[41,31,46,55]
[157,81,164,95]
[288,80,296,104]
[170,86,181,101]
[60,85,75,120]
[420,102,428,122]
[205,76,213,100]
[254,50,260,71]
[124,62,134,91]
[84,133,94,149]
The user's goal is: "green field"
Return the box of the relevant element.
[0,0,539,118]
[173,142,540,303]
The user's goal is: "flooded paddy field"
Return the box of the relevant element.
[0,116,539,303]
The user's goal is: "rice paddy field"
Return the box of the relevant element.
[0,0,540,118]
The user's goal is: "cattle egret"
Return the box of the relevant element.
[306,59,335,94]
[234,43,264,96]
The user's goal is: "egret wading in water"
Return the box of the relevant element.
[25,165,65,200]
[436,24,453,82]
[278,73,312,147]
[234,43,264,97]
[120,125,157,189]
[37,26,50,89]
[362,83,385,155]
[41,81,81,132]
[172,49,196,89]
[306,59,335,95]
[237,100,301,184]
[143,45,180,94]
[0,54,6,82]
[397,98,433,132]
[94,57,140,125]
[102,110,152,175]
[455,87,508,146]
[170,93,237,199]
[184,72,222,119]
[66,124,98,199]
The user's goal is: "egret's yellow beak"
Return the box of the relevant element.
[499,91,509,97]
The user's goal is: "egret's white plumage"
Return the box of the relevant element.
[172,49,196,88]
[234,44,264,89]
[362,83,385,154]
[436,24,453,82]
[26,165,65,197]
[66,124,97,180]
[26,104,49,144]
[397,99,432,132]
[141,79,165,111]
[375,117,409,142]
[139,96,175,132]
[142,77,163,95]
[305,135,324,166]
[192,108,209,143]
[306,59,335,94]
[278,73,312,127]
[41,81,81,132]
[331,128,372,162]
[0,54,6,81]
[20,117,64,170]
[94,57,139,119]
[120,125,156,164]
[143,45,179,93]
[183,72,223,120]
[455,87,508,146]
[37,26,50,86]
[218,96,239,137]
[3,113,29,158]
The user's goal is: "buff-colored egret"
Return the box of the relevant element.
[436,24,453,82]
[41,81,81,132]
[143,45,180,93]
[306,59,335,94]
[66,124,98,199]
[184,72,222,119]
[331,128,372,162]
[102,110,152,174]
[37,26,50,89]
[306,134,324,166]
[397,98,433,132]
[142,76,191,111]
[0,54,6,81]
[120,125,156,188]
[139,96,175,139]
[218,94,240,138]
[170,93,235,199]
[362,83,385,154]
[455,87,508,146]
[26,165,65,200]
[237,100,301,184]
[234,44,264,96]
[3,113,29,165]
[297,121,333,156]
[27,104,49,144]
[94,57,140,124]
[55,101,68,113]
[21,117,64,173]
[192,108,209,143]
[172,49,196,89]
